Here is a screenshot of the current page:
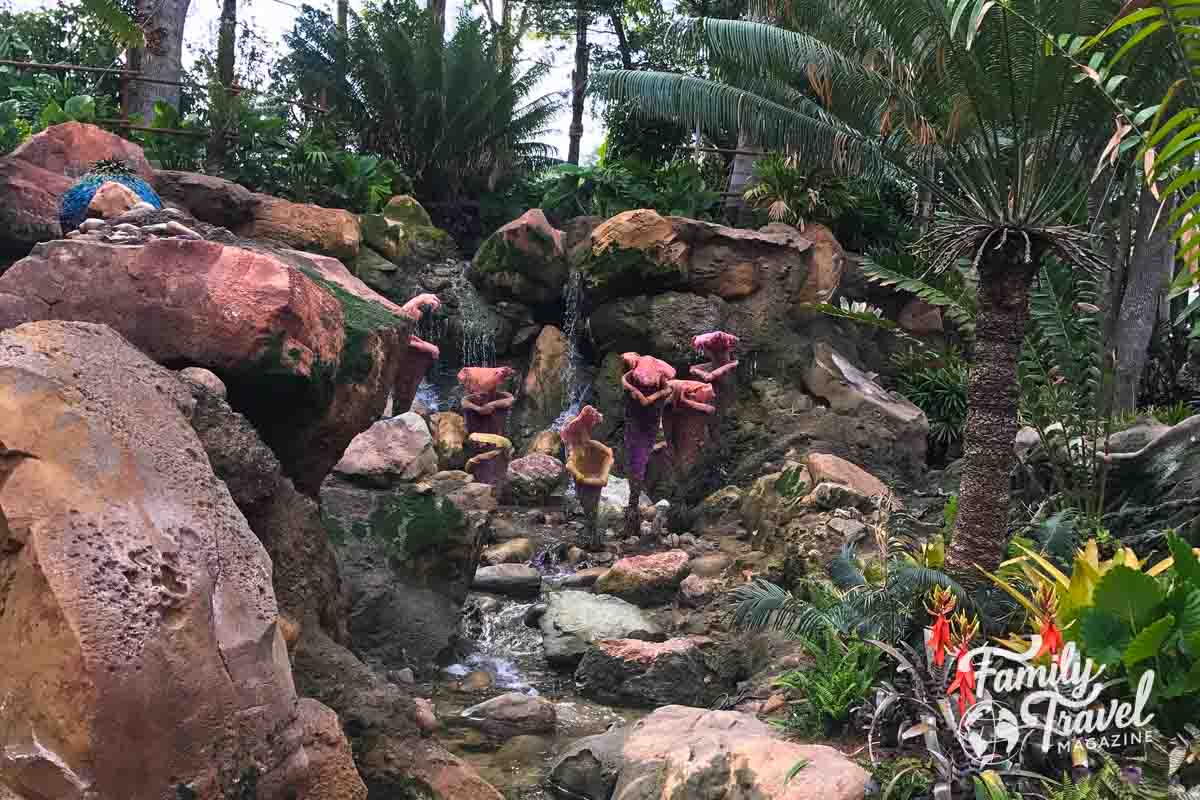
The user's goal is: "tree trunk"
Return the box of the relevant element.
[205,0,237,174]
[128,0,191,123]
[567,0,589,164]
[946,244,1038,581]
[724,130,759,223]
[611,11,633,69]
[1114,190,1175,412]
[428,0,446,41]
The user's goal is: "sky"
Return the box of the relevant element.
[11,0,607,160]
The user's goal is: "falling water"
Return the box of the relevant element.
[552,270,592,431]
[450,268,499,368]
[445,600,543,692]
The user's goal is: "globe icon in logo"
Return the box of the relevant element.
[958,700,1021,765]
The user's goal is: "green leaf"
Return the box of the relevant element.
[1093,565,1165,628]
[1078,609,1132,666]
[785,758,810,784]
[38,100,65,129]
[1123,614,1176,668]
[64,95,96,122]
[1169,534,1200,585]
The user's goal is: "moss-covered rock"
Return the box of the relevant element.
[360,195,455,269]
[470,208,568,306]
[579,209,690,302]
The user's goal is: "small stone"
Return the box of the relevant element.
[472,564,542,598]
[165,220,202,239]
[395,667,415,685]
[565,546,586,565]
[87,180,141,220]
[178,366,227,399]
[113,223,140,234]
[460,671,495,692]
[414,697,438,734]
[460,692,557,738]
[80,218,105,232]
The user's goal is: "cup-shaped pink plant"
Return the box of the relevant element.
[458,366,516,436]
[662,379,717,474]
[690,331,739,400]
[466,433,513,490]
[392,294,441,414]
[620,352,675,537]
[561,405,613,549]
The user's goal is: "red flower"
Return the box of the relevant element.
[929,613,952,667]
[947,648,977,716]
[1036,618,1064,661]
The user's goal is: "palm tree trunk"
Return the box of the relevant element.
[725,131,759,223]
[946,245,1038,580]
[567,0,589,165]
[1114,190,1175,412]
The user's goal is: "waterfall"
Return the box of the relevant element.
[552,269,592,431]
[450,268,499,368]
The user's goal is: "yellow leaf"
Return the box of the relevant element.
[1012,540,1071,588]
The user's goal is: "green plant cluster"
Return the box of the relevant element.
[368,490,465,560]
[774,631,882,737]
[538,158,723,221]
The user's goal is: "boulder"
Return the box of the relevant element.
[0,320,362,799]
[470,208,568,306]
[520,325,570,431]
[581,209,689,301]
[802,342,928,479]
[0,157,73,251]
[86,180,142,220]
[152,170,260,228]
[678,574,715,607]
[613,706,870,800]
[594,550,691,606]
[295,627,503,800]
[360,195,455,268]
[547,727,626,800]
[178,365,227,398]
[320,472,484,669]
[8,121,154,178]
[237,193,361,260]
[898,296,944,335]
[472,564,543,598]
[0,237,417,494]
[589,292,728,365]
[432,412,469,471]
[507,453,565,505]
[559,566,610,589]
[688,553,733,579]
[459,692,557,738]
[539,590,664,666]
[333,412,439,484]
[482,537,535,565]
[526,429,563,459]
[804,453,892,505]
[575,637,719,708]
[789,222,845,305]
[1103,415,1200,537]
[1106,416,1171,455]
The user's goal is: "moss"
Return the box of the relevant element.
[367,490,466,560]
[582,242,683,298]
[472,226,562,286]
[383,195,434,228]
[295,264,409,386]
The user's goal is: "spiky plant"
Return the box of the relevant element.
[592,0,1128,579]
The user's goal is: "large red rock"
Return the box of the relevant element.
[0,158,72,249]
[594,550,690,606]
[0,238,416,494]
[575,637,719,707]
[805,453,892,504]
[0,320,363,800]
[236,193,361,260]
[8,121,154,179]
[470,208,568,305]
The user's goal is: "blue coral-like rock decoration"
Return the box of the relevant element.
[58,163,162,234]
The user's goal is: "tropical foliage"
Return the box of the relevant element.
[773,632,882,736]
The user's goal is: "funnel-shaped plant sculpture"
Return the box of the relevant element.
[690,331,739,405]
[458,366,516,436]
[466,433,513,491]
[662,379,716,476]
[561,405,613,550]
[620,352,675,538]
[393,293,441,414]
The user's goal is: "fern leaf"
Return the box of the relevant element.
[81,0,144,47]
[859,255,977,339]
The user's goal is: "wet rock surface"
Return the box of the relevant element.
[539,591,665,666]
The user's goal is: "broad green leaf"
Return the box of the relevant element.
[38,100,65,129]
[64,95,96,122]
[1079,609,1132,666]
[1093,565,1165,628]
[1170,534,1200,585]
[1134,105,1163,126]
[1123,614,1175,668]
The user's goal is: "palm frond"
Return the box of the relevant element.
[860,253,977,338]
[81,0,144,47]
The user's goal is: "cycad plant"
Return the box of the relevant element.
[283,2,560,203]
[593,0,1121,577]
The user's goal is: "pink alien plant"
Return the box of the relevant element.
[620,352,676,537]
[561,405,614,549]
[465,433,513,490]
[662,379,717,475]
[393,293,441,414]
[690,331,740,405]
[457,366,516,436]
